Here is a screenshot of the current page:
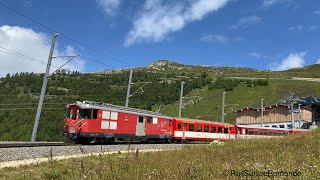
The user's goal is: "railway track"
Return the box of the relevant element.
[0,142,73,148]
[0,143,186,168]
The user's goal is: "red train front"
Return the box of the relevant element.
[64,101,173,144]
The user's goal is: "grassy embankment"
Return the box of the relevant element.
[1,129,319,179]
[160,79,320,124]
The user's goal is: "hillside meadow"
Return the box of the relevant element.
[1,128,319,179]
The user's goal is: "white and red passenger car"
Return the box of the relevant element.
[64,101,310,144]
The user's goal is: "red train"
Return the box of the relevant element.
[63,101,310,144]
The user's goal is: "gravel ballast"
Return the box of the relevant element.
[0,144,185,163]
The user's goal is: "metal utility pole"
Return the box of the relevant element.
[221,92,226,123]
[125,68,133,107]
[178,81,185,118]
[298,103,301,129]
[261,99,264,127]
[291,102,295,128]
[31,32,59,142]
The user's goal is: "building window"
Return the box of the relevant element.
[189,124,194,131]
[197,125,202,132]
[211,127,216,133]
[204,126,209,132]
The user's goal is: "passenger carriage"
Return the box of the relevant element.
[172,118,236,142]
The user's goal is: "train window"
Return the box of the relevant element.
[287,125,292,128]
[248,130,253,135]
[272,125,277,128]
[197,125,202,132]
[279,125,285,128]
[65,108,70,118]
[80,109,91,119]
[204,126,209,132]
[72,109,77,120]
[224,128,229,134]
[189,124,194,131]
[153,117,158,124]
[102,110,110,119]
[178,123,182,129]
[92,109,98,119]
[138,116,144,123]
[218,127,222,133]
[245,129,248,134]
[211,127,216,133]
[110,112,118,120]
[147,117,152,123]
[169,119,173,126]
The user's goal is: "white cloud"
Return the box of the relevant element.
[314,10,320,15]
[200,34,229,44]
[317,57,320,64]
[262,0,293,8]
[271,52,306,71]
[96,0,121,16]
[249,52,262,59]
[288,25,303,31]
[230,15,261,30]
[0,25,85,77]
[308,25,319,31]
[124,0,229,46]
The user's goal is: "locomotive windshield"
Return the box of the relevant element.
[65,108,70,118]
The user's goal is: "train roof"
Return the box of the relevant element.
[67,101,173,119]
[174,117,234,126]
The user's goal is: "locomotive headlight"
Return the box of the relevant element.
[69,126,76,133]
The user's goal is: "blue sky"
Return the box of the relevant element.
[0,0,319,76]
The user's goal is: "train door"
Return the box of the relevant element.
[182,123,186,140]
[136,115,146,136]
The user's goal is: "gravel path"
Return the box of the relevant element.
[0,144,185,163]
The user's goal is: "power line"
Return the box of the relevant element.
[0,18,115,70]
[0,47,48,65]
[0,108,64,111]
[0,103,68,106]
[0,1,132,67]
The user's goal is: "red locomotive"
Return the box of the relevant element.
[64,101,173,144]
[64,101,310,144]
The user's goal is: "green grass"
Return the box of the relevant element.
[159,79,320,124]
[1,129,320,179]
[227,64,320,78]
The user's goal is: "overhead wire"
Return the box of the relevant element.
[0,1,132,68]
[0,17,115,70]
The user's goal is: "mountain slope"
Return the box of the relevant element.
[101,60,259,75]
[1,60,320,141]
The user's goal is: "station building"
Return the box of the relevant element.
[234,96,320,129]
